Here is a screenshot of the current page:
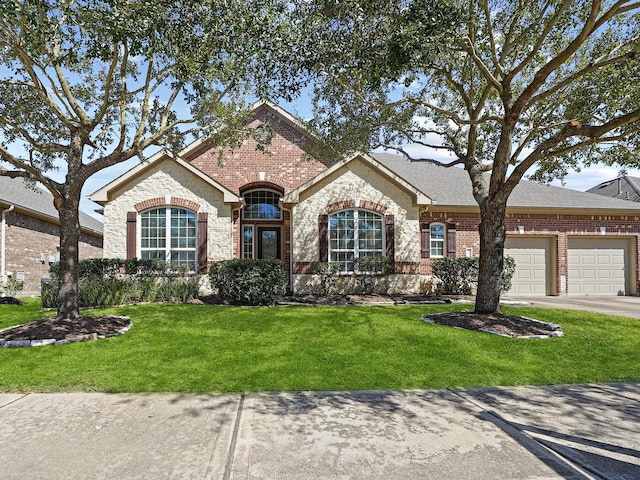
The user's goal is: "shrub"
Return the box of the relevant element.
[156,274,201,303]
[353,255,393,294]
[430,256,515,295]
[209,259,287,305]
[2,273,24,298]
[309,262,341,295]
[42,258,201,308]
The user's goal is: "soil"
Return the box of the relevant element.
[1,295,559,341]
[423,311,562,338]
[0,315,131,341]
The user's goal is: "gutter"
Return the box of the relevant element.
[1,205,15,286]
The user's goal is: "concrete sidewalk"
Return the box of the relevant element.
[1,384,638,479]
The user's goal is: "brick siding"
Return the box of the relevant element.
[186,106,332,195]
[3,210,102,294]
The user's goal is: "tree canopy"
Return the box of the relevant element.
[293,0,640,313]
[0,0,295,318]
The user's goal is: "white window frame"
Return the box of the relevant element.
[329,209,384,273]
[139,207,197,271]
[242,225,254,259]
[430,223,446,258]
[242,189,282,220]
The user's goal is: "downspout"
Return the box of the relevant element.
[1,205,15,286]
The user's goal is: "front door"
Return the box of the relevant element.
[257,227,281,260]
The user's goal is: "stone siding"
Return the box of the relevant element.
[102,159,233,262]
[291,157,425,293]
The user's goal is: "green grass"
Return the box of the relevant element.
[1,298,639,393]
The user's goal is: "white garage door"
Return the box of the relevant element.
[504,237,551,296]
[568,238,629,295]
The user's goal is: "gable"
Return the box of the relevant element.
[283,153,431,208]
[89,150,240,205]
[182,102,332,195]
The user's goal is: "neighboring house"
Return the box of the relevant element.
[90,101,640,297]
[0,176,103,294]
[587,175,640,203]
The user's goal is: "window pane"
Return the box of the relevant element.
[328,209,384,272]
[430,224,445,257]
[243,190,282,219]
[140,207,197,271]
[243,226,254,259]
[431,223,445,239]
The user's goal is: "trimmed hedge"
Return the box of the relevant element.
[431,256,516,295]
[209,259,287,305]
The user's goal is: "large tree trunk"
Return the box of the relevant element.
[474,200,507,314]
[56,189,82,320]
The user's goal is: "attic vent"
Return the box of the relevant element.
[255,125,271,143]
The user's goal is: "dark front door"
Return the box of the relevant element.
[257,227,281,260]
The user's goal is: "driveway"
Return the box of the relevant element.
[504,295,640,319]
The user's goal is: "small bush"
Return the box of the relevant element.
[209,259,287,305]
[309,262,341,295]
[2,273,24,298]
[353,255,393,294]
[156,275,201,303]
[431,256,515,295]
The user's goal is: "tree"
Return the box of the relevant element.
[0,0,294,320]
[294,0,640,313]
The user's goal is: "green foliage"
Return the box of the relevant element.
[309,262,341,295]
[431,256,515,295]
[431,257,478,295]
[0,0,299,319]
[156,275,201,304]
[43,259,200,308]
[2,273,24,298]
[353,255,393,294]
[209,259,288,305]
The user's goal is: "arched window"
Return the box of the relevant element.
[430,223,446,257]
[140,207,197,270]
[242,190,281,220]
[329,210,383,272]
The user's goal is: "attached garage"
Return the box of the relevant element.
[568,237,631,295]
[504,237,554,296]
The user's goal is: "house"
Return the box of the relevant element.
[89,101,640,297]
[587,174,640,203]
[0,176,103,294]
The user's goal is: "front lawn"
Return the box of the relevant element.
[1,298,639,393]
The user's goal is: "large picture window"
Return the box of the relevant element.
[329,210,383,272]
[140,207,197,270]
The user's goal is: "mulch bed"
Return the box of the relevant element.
[423,311,563,338]
[0,315,131,342]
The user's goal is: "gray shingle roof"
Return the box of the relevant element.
[586,176,640,203]
[373,153,640,212]
[0,176,103,235]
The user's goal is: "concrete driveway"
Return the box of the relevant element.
[504,295,640,319]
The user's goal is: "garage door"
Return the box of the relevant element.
[504,237,551,296]
[568,238,629,295]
